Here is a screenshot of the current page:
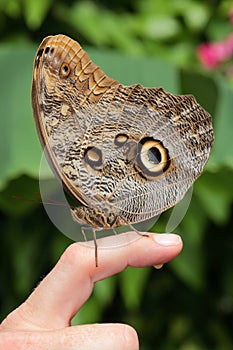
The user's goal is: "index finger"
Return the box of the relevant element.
[2,232,182,331]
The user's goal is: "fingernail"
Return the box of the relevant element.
[153,264,164,269]
[153,233,181,246]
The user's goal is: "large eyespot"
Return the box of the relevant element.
[114,133,128,147]
[136,137,170,178]
[60,63,71,77]
[84,146,102,170]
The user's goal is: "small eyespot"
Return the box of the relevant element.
[35,48,44,68]
[136,137,170,178]
[60,63,71,77]
[45,46,50,54]
[84,146,102,170]
[114,134,128,147]
[50,116,59,127]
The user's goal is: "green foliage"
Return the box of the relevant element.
[0,45,41,189]
[0,1,233,349]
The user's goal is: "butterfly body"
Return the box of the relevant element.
[32,35,214,229]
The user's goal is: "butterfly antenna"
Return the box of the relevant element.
[12,195,43,204]
[12,194,75,209]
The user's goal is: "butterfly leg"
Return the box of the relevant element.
[113,227,118,236]
[128,223,162,268]
[126,222,149,238]
[93,228,98,267]
[81,226,88,242]
[80,226,99,267]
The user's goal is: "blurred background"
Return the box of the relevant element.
[0,0,233,349]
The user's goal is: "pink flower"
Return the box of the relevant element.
[197,34,233,69]
[197,43,220,69]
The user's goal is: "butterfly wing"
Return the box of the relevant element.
[32,34,119,207]
[32,35,214,227]
[73,84,214,224]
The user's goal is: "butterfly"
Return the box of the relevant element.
[32,34,214,262]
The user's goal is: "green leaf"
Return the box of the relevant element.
[71,296,102,325]
[170,197,207,290]
[1,0,21,18]
[87,47,179,91]
[210,76,233,169]
[195,169,233,224]
[180,70,218,119]
[0,45,42,190]
[119,267,150,309]
[0,175,40,216]
[94,275,117,307]
[142,16,181,40]
[183,2,210,31]
[23,0,53,29]
[56,2,108,46]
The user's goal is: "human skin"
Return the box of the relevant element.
[0,232,182,350]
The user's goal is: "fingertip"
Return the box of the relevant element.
[122,324,139,350]
[151,233,182,247]
[79,323,139,350]
[65,323,139,350]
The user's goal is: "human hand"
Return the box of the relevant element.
[0,232,182,349]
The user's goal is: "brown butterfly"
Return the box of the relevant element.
[32,34,214,258]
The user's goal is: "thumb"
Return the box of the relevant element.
[0,323,139,350]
